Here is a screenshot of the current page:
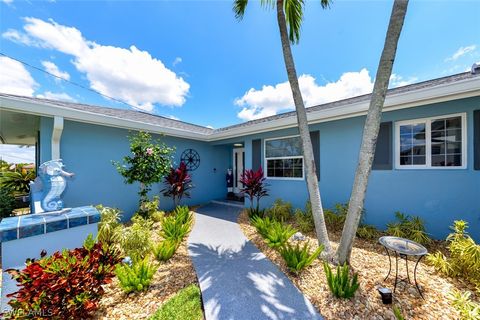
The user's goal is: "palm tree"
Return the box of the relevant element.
[233,0,333,255]
[336,0,409,264]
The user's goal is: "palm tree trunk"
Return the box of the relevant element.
[276,0,332,255]
[336,0,409,264]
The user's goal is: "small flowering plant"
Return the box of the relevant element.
[113,132,174,203]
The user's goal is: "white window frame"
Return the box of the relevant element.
[264,135,305,180]
[395,112,467,169]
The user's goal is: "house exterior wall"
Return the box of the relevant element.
[215,96,480,240]
[39,118,230,220]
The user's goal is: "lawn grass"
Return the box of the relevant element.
[149,284,203,320]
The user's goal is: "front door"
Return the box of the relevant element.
[233,148,245,194]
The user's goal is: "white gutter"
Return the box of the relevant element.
[52,116,63,160]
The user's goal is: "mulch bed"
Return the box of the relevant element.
[238,210,477,320]
[94,214,198,319]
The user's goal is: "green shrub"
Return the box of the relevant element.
[153,240,179,262]
[324,203,349,231]
[386,212,431,245]
[448,289,480,320]
[265,199,292,222]
[393,305,405,320]
[356,224,379,240]
[137,196,164,220]
[323,262,360,299]
[251,215,275,238]
[247,207,265,219]
[294,202,314,233]
[151,210,165,223]
[96,205,122,246]
[263,222,296,249]
[121,217,153,262]
[0,188,15,219]
[160,209,192,242]
[150,284,203,320]
[279,243,322,274]
[115,258,157,293]
[427,220,480,291]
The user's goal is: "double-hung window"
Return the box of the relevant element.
[265,136,304,179]
[395,113,466,169]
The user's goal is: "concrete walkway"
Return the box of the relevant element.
[188,203,322,320]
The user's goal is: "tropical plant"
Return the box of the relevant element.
[96,205,122,247]
[153,239,179,262]
[324,203,349,231]
[113,131,174,203]
[120,217,153,262]
[386,212,431,244]
[0,187,15,219]
[160,208,192,242]
[294,202,314,233]
[162,162,194,208]
[240,167,269,218]
[150,284,203,320]
[263,221,296,249]
[427,220,480,291]
[279,243,323,274]
[6,235,121,319]
[337,0,410,264]
[323,262,360,299]
[448,289,480,320]
[233,0,333,255]
[251,215,275,238]
[393,305,405,320]
[0,166,36,195]
[356,224,379,240]
[115,258,157,293]
[136,195,164,220]
[172,205,192,225]
[265,198,292,222]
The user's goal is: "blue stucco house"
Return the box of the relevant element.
[1,71,479,240]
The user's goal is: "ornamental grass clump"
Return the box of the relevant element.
[263,221,296,249]
[115,258,157,293]
[279,243,323,275]
[324,203,349,231]
[294,201,314,233]
[6,235,121,319]
[386,212,431,245]
[323,262,360,299]
[251,215,275,238]
[160,206,192,242]
[153,239,179,262]
[265,199,293,222]
[426,220,480,292]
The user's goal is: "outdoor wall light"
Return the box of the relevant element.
[378,287,392,304]
[233,143,243,147]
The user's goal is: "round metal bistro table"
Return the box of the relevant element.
[379,236,428,299]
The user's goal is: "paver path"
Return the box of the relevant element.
[188,203,322,320]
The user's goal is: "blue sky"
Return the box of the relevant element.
[0,0,479,162]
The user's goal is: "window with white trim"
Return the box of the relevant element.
[265,136,304,179]
[396,113,466,169]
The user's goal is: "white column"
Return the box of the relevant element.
[51,116,64,160]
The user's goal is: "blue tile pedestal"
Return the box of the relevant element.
[0,206,100,313]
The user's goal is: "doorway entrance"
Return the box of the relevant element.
[232,148,245,195]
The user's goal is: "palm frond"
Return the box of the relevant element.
[284,0,305,44]
[233,0,249,20]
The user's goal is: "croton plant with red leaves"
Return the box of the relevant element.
[162,162,194,208]
[4,237,121,319]
[240,167,269,217]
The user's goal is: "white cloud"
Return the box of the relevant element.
[1,0,13,5]
[445,45,477,62]
[2,29,41,47]
[36,91,76,102]
[389,73,418,88]
[0,56,38,96]
[41,60,70,82]
[167,115,180,120]
[173,57,182,66]
[6,17,190,112]
[235,69,374,121]
[206,125,214,129]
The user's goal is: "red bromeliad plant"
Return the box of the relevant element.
[5,237,121,319]
[240,167,269,217]
[162,162,194,208]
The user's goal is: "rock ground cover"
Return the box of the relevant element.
[238,210,478,320]
[94,213,199,319]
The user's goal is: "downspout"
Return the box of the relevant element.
[51,116,64,160]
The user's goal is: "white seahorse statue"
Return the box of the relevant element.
[39,159,74,212]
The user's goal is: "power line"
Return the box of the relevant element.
[0,52,144,112]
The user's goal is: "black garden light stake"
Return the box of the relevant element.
[378,287,393,304]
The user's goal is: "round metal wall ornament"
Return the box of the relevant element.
[180,149,200,171]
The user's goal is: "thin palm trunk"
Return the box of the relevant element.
[276,0,332,255]
[337,0,409,264]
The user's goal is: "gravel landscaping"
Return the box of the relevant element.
[238,209,477,320]
[94,215,199,319]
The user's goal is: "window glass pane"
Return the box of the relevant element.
[431,119,445,131]
[400,156,411,165]
[430,116,462,167]
[399,122,425,166]
[266,158,303,178]
[446,154,462,166]
[412,156,426,165]
[432,155,445,167]
[446,117,461,129]
[265,137,302,157]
